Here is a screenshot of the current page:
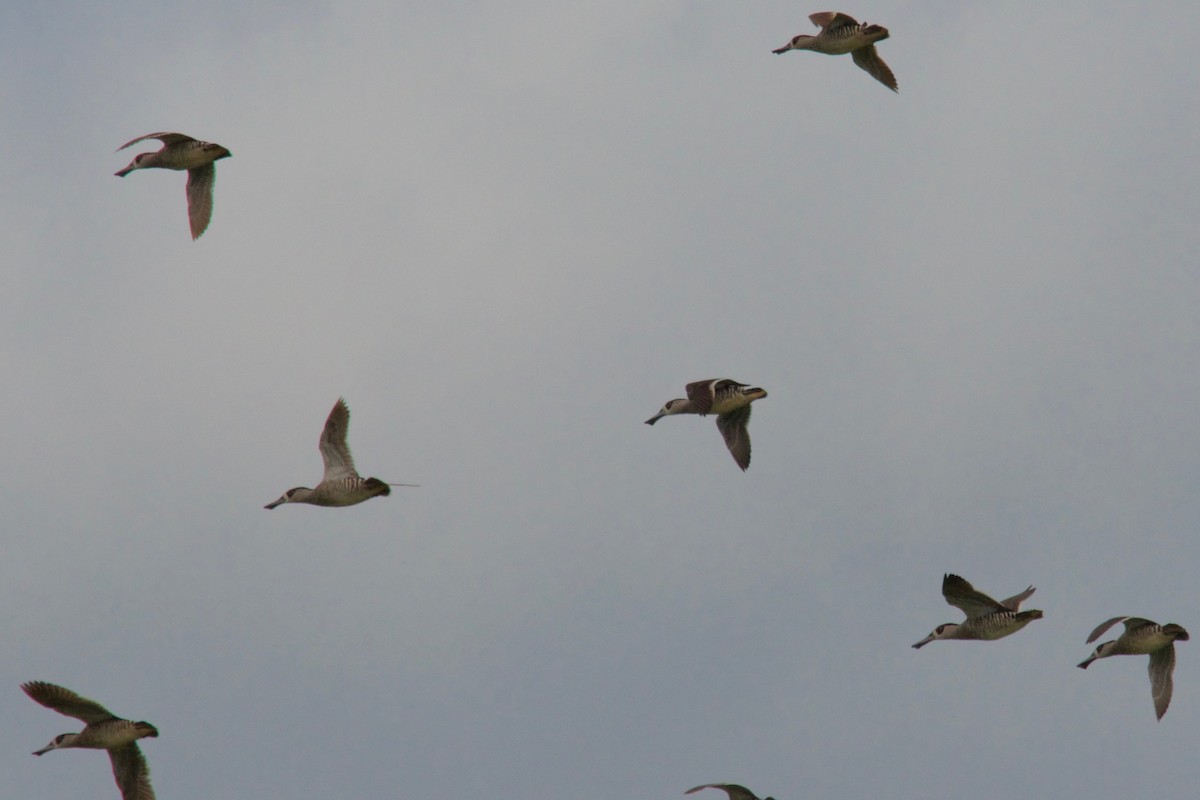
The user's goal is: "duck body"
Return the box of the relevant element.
[773,12,897,92]
[23,681,158,800]
[645,379,768,471]
[1077,616,1189,719]
[265,398,414,509]
[114,132,231,239]
[912,573,1042,648]
[268,476,393,508]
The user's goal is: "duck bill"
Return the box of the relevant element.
[644,412,664,425]
[114,165,135,177]
[772,43,794,54]
[911,633,936,649]
[1076,656,1097,670]
[264,497,285,510]
[32,742,55,756]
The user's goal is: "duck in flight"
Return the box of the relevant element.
[23,681,158,800]
[912,573,1042,648]
[114,132,231,239]
[773,12,898,92]
[265,397,416,509]
[645,379,767,471]
[1077,616,1189,720]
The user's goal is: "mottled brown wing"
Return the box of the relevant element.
[941,574,1008,619]
[684,379,721,415]
[319,398,359,481]
[686,784,760,800]
[809,12,858,29]
[686,379,749,416]
[21,682,117,724]
[115,132,194,152]
[185,164,217,240]
[716,406,753,471]
[1149,645,1176,720]
[852,45,898,92]
[1085,616,1152,644]
[110,745,156,800]
[999,585,1036,611]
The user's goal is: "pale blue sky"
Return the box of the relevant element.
[4,2,1199,798]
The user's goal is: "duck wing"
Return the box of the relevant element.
[942,574,1008,619]
[1085,616,1155,644]
[686,785,761,800]
[110,744,155,800]
[115,132,195,152]
[852,46,898,92]
[185,164,217,240]
[716,406,753,471]
[809,12,859,30]
[685,379,747,416]
[999,584,1036,611]
[1149,644,1177,720]
[21,682,118,724]
[319,398,360,481]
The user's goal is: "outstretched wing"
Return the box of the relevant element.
[809,12,859,30]
[319,398,360,481]
[115,132,195,152]
[21,682,117,724]
[1085,616,1155,644]
[852,46,898,92]
[1149,644,1177,720]
[999,585,1036,611]
[716,406,753,471]
[686,785,760,800]
[942,574,1007,619]
[185,164,217,239]
[110,744,156,800]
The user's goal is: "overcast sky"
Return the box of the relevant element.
[4,2,1200,798]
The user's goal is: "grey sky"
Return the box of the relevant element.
[4,2,1199,798]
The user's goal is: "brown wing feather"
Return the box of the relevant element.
[185,164,217,239]
[115,132,195,152]
[809,12,858,29]
[686,785,760,800]
[852,45,898,92]
[941,574,1008,619]
[716,406,753,471]
[110,745,156,800]
[319,397,359,480]
[1084,618,1137,642]
[684,380,721,415]
[21,682,117,724]
[1149,645,1176,720]
[999,585,1036,611]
